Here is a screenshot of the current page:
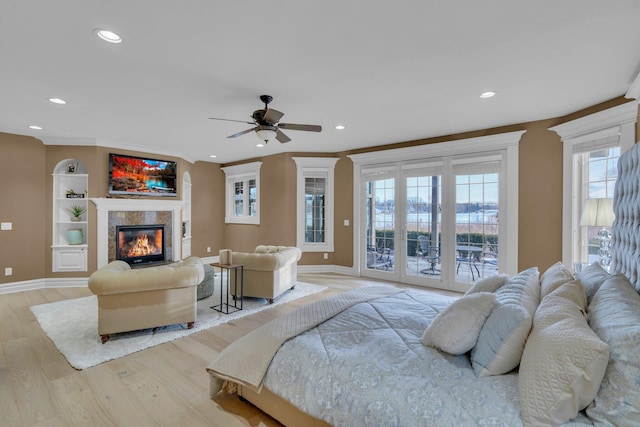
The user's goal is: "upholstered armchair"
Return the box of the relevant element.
[88,257,205,343]
[229,246,302,303]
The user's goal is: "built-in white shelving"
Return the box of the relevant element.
[52,158,88,272]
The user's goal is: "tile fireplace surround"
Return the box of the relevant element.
[90,198,184,269]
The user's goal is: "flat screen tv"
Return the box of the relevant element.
[108,153,177,197]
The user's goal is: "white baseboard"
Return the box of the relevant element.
[0,277,89,294]
[0,262,353,294]
[298,264,355,275]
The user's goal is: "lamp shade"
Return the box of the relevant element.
[255,126,277,143]
[579,198,614,227]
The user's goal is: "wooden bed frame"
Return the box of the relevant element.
[238,384,331,427]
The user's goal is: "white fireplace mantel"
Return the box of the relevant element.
[90,198,185,268]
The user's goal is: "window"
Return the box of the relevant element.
[293,157,338,252]
[222,162,262,224]
[551,102,636,270]
[305,177,326,243]
[579,148,619,265]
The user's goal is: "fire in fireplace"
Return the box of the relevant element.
[116,224,165,265]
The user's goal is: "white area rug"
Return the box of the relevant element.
[31,282,327,370]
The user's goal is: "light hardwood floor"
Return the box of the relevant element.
[0,273,459,427]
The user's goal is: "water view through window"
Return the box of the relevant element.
[365,171,500,284]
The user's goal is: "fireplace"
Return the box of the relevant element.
[116,224,166,266]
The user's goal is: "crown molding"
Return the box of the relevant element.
[626,71,640,101]
[347,130,525,165]
[549,102,638,140]
[39,137,197,164]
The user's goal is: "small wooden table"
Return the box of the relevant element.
[210,263,244,314]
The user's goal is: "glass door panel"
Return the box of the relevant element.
[406,175,441,279]
[364,178,395,272]
[455,173,500,284]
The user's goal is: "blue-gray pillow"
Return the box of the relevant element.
[586,275,640,426]
[576,262,610,304]
[471,267,540,377]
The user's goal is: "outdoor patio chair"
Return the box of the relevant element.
[417,235,440,275]
[482,244,498,267]
[456,244,481,280]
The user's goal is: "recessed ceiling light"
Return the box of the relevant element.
[209,154,217,158]
[335,125,346,130]
[48,97,66,104]
[256,143,265,148]
[28,125,43,130]
[95,28,122,44]
[480,91,496,99]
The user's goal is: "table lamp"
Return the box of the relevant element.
[579,198,614,270]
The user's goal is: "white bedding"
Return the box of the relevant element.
[262,289,593,427]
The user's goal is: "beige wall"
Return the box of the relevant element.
[189,161,225,257]
[0,96,637,287]
[0,133,47,283]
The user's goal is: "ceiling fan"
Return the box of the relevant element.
[209,95,322,144]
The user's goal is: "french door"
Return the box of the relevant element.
[361,159,503,292]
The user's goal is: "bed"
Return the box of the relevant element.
[207,141,640,427]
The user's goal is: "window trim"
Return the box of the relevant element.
[221,161,262,224]
[550,102,637,269]
[348,131,523,286]
[293,157,338,252]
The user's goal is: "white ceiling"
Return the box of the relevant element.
[1,1,640,164]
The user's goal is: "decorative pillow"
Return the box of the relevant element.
[519,280,609,427]
[586,275,640,426]
[576,262,610,303]
[464,274,509,295]
[421,292,498,355]
[471,267,540,377]
[540,261,574,300]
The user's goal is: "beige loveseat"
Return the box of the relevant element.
[88,257,205,343]
[230,246,302,303]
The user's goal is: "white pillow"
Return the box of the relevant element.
[519,280,609,427]
[421,292,498,355]
[540,261,574,300]
[471,267,540,377]
[465,274,509,295]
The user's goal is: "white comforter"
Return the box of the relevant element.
[263,289,594,427]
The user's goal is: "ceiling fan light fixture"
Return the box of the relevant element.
[255,126,277,143]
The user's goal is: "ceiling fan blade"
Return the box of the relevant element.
[209,117,254,125]
[263,108,284,124]
[278,123,322,132]
[227,128,256,138]
[276,129,291,143]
